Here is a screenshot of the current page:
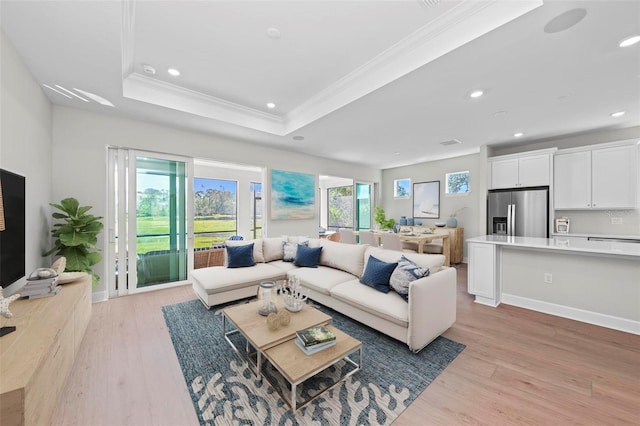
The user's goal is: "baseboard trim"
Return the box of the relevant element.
[92,290,108,303]
[501,293,640,335]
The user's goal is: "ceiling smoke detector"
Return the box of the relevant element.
[440,139,462,146]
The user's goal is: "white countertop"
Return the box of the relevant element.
[551,232,640,240]
[467,235,640,257]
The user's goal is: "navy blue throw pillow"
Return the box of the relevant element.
[359,255,398,293]
[294,244,322,268]
[226,243,255,268]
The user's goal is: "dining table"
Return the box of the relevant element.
[396,230,451,266]
[356,229,451,266]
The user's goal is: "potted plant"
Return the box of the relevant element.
[374,206,396,230]
[44,198,104,286]
[446,207,467,228]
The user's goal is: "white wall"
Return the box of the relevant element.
[381,152,482,259]
[0,30,53,290]
[51,106,380,294]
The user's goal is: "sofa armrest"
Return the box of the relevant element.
[407,266,457,352]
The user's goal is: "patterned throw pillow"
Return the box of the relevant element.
[226,243,255,268]
[294,244,322,268]
[389,255,430,301]
[283,241,308,262]
[359,255,398,293]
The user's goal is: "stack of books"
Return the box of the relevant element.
[22,276,60,299]
[295,325,337,355]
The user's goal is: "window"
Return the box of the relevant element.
[445,171,470,195]
[327,185,353,230]
[394,178,411,198]
[193,178,237,247]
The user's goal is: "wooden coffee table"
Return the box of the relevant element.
[222,299,362,411]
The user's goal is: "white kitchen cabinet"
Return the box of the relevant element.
[489,152,551,189]
[554,142,637,209]
[554,150,591,209]
[467,242,499,306]
[591,145,637,209]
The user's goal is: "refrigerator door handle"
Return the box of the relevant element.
[507,203,512,236]
[511,204,516,237]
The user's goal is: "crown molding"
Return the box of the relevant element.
[123,73,286,134]
[121,0,542,136]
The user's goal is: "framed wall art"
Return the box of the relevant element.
[270,169,316,220]
[413,181,440,218]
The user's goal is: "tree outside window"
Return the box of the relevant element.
[328,186,354,229]
[446,171,470,194]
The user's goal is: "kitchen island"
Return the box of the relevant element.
[467,235,640,334]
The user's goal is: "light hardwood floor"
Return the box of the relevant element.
[52,265,640,425]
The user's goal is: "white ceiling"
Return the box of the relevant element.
[1,0,639,169]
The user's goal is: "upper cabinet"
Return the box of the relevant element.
[489,150,553,189]
[554,141,638,210]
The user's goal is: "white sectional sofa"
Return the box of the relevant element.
[191,237,457,352]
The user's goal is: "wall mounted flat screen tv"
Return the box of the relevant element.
[0,169,26,289]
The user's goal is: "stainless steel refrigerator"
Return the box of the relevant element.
[487,187,549,238]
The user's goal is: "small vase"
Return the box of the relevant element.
[446,217,458,228]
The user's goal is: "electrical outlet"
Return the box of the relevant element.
[611,217,623,225]
[544,273,553,284]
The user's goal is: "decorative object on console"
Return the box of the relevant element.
[258,281,278,316]
[446,206,467,228]
[413,181,440,219]
[270,169,315,220]
[44,197,104,286]
[0,287,21,336]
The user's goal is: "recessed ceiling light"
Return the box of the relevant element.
[143,64,156,75]
[292,135,304,141]
[393,152,400,155]
[514,132,524,138]
[266,102,276,109]
[267,27,281,39]
[619,35,640,47]
[440,139,462,146]
[544,8,587,34]
[610,111,625,117]
[493,110,508,117]
[167,68,180,77]
[469,90,484,98]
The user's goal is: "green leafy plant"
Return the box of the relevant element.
[374,206,396,230]
[44,198,104,286]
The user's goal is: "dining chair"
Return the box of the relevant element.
[380,233,416,252]
[338,229,357,244]
[326,232,341,242]
[357,230,379,247]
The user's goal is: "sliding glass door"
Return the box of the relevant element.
[355,182,373,230]
[108,148,192,297]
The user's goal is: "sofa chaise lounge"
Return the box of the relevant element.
[191,237,457,352]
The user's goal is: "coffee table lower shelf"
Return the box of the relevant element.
[264,329,362,412]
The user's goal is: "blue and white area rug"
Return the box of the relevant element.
[162,299,464,425]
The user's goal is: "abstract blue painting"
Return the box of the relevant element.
[270,169,316,220]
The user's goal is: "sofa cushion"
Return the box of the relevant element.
[318,239,367,277]
[283,240,308,262]
[359,256,397,293]
[364,247,444,273]
[267,260,299,273]
[289,266,356,296]
[262,237,285,262]
[226,238,265,264]
[389,255,430,301]
[191,263,286,295]
[330,279,409,327]
[294,244,322,267]
[226,243,255,268]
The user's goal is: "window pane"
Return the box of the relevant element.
[446,171,470,194]
[194,178,237,247]
[328,186,353,229]
[250,182,262,239]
